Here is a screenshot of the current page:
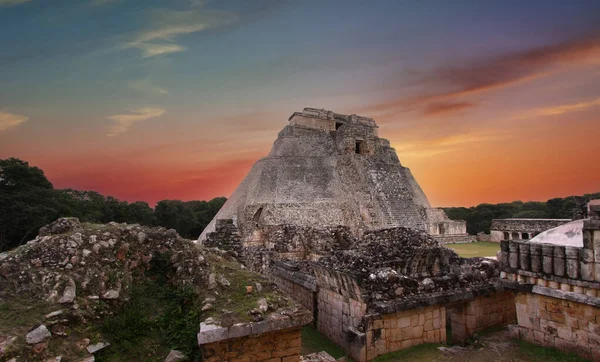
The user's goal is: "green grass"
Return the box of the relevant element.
[372,343,442,361]
[203,252,289,322]
[447,242,500,258]
[301,326,347,359]
[0,297,55,335]
[516,340,589,362]
[372,332,588,362]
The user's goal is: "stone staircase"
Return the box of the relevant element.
[368,166,427,230]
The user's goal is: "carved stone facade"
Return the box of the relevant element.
[199,108,467,242]
[499,205,600,360]
[490,218,571,242]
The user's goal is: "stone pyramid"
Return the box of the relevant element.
[199,108,465,241]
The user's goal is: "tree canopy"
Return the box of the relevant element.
[0,158,226,251]
[444,193,600,235]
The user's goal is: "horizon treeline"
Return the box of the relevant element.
[444,192,600,235]
[2,157,599,251]
[0,158,226,251]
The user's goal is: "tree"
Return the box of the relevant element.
[154,200,198,238]
[0,159,58,250]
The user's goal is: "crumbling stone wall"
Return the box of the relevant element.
[490,219,570,242]
[200,326,302,362]
[203,219,242,254]
[512,293,600,360]
[269,261,318,315]
[364,305,446,360]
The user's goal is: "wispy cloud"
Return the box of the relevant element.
[394,132,499,159]
[421,101,476,117]
[128,78,168,95]
[0,0,30,6]
[122,8,238,58]
[106,107,165,136]
[0,111,28,132]
[515,97,600,120]
[365,34,600,118]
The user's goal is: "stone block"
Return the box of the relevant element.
[372,319,383,330]
[412,325,424,339]
[398,316,411,328]
[556,325,573,342]
[400,327,413,340]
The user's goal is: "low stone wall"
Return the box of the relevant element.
[317,288,367,351]
[364,305,446,360]
[449,291,516,345]
[433,234,476,244]
[271,273,316,314]
[201,326,302,362]
[513,292,600,360]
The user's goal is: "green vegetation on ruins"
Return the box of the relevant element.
[371,330,588,362]
[0,218,295,361]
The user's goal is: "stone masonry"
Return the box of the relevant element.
[490,218,571,242]
[499,204,600,360]
[201,326,302,362]
[364,305,447,360]
[199,108,467,242]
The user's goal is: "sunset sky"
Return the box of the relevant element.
[1,0,599,207]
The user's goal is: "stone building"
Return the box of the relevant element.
[199,108,467,242]
[490,218,571,242]
[498,202,600,360]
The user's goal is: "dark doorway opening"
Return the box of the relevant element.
[355,140,363,154]
[253,207,263,224]
[335,122,343,130]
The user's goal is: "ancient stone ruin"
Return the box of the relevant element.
[199,107,468,243]
[499,202,600,360]
[198,109,520,361]
[490,218,571,242]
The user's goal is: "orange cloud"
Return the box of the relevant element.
[421,101,475,116]
[364,33,600,118]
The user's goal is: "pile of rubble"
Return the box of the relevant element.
[0,218,300,362]
[317,227,500,303]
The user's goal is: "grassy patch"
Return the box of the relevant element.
[0,297,56,335]
[300,326,347,359]
[516,340,588,362]
[372,343,443,361]
[447,242,500,258]
[202,253,289,323]
[97,253,202,362]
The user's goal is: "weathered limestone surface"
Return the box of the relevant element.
[514,292,600,360]
[201,326,302,362]
[365,306,446,361]
[500,207,600,360]
[490,219,571,242]
[199,108,465,242]
[448,291,516,345]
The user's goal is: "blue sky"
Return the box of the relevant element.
[1,0,599,206]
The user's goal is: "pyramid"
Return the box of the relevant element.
[199,108,466,241]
